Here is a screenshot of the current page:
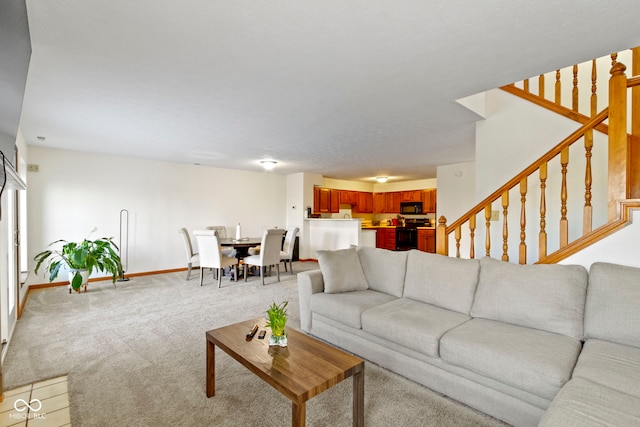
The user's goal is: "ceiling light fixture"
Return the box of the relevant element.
[260,160,277,171]
[376,176,388,183]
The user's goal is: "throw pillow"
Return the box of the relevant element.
[471,257,588,339]
[317,247,369,293]
[357,246,407,297]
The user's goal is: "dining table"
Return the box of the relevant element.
[219,237,262,281]
[219,237,262,261]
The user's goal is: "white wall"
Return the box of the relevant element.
[27,147,287,285]
[373,178,436,192]
[476,89,582,200]
[285,173,305,234]
[436,162,475,224]
[561,210,640,269]
[322,177,373,192]
[322,177,437,193]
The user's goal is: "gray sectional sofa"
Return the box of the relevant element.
[297,247,640,426]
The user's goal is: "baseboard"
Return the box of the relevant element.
[28,267,191,290]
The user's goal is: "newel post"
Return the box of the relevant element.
[436,216,448,256]
[631,47,640,199]
[608,62,628,220]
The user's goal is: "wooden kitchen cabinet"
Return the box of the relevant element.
[356,192,373,213]
[375,228,396,250]
[373,193,386,213]
[417,229,436,253]
[385,192,401,213]
[338,190,373,213]
[422,189,437,213]
[314,187,339,213]
[339,190,357,205]
[402,190,422,202]
[314,187,435,214]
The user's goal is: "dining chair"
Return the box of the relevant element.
[206,225,227,238]
[178,228,199,280]
[243,228,286,285]
[280,227,299,275]
[206,226,236,257]
[194,230,239,287]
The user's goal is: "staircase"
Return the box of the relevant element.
[436,47,640,264]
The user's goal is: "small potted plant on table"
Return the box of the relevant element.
[34,232,122,293]
[266,301,288,347]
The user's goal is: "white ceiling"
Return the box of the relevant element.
[18,1,640,182]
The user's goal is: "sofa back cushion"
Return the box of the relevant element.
[585,262,640,348]
[471,257,588,339]
[317,247,368,293]
[404,251,480,314]
[357,247,407,297]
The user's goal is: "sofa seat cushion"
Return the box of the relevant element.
[585,262,640,348]
[310,290,396,329]
[440,318,582,400]
[573,339,640,399]
[539,378,640,426]
[404,251,480,314]
[356,247,408,297]
[361,298,470,358]
[471,257,588,339]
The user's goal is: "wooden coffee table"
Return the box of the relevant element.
[206,318,365,427]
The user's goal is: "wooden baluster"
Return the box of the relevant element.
[502,192,509,261]
[591,59,597,116]
[560,147,569,247]
[555,70,561,105]
[538,74,545,99]
[436,216,448,255]
[519,178,527,264]
[581,58,597,234]
[572,64,579,112]
[455,225,461,258]
[608,62,628,219]
[584,134,593,234]
[539,163,548,259]
[484,205,492,257]
[523,78,530,93]
[469,214,476,259]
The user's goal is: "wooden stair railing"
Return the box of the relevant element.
[501,47,639,129]
[436,62,639,264]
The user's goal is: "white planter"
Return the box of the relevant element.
[68,269,90,293]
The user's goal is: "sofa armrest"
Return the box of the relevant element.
[298,269,325,332]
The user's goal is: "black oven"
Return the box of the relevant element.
[395,227,418,251]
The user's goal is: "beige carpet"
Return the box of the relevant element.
[4,263,506,426]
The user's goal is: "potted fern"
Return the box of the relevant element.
[34,232,122,293]
[266,301,288,347]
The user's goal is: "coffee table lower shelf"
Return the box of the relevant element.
[206,318,364,427]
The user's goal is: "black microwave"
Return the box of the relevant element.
[400,202,423,214]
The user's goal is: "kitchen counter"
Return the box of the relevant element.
[361,225,435,229]
[306,218,376,258]
[305,218,360,221]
